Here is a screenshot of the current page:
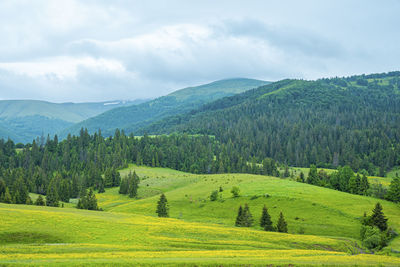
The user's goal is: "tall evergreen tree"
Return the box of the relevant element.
[260,205,274,231]
[46,178,59,207]
[386,177,400,203]
[3,187,12,204]
[276,212,288,233]
[156,193,169,217]
[307,165,319,185]
[35,195,45,206]
[235,205,244,226]
[369,202,388,231]
[242,204,253,227]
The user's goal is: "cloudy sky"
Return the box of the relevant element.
[0,0,399,102]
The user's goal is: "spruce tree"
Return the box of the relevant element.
[235,205,244,226]
[276,211,288,233]
[260,205,274,231]
[35,195,45,206]
[98,180,105,193]
[386,177,400,203]
[307,165,319,185]
[360,174,370,195]
[370,202,388,231]
[46,178,59,207]
[242,204,253,227]
[156,194,169,217]
[3,187,12,204]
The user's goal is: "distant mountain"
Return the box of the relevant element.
[140,72,400,175]
[61,78,270,137]
[0,99,147,143]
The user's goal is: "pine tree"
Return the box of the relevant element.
[156,194,169,217]
[3,187,12,204]
[235,205,244,226]
[35,195,45,206]
[46,178,59,207]
[386,177,400,203]
[370,202,388,231]
[307,165,319,185]
[13,177,29,204]
[242,204,253,227]
[276,211,288,233]
[98,180,105,193]
[360,174,370,195]
[260,205,274,231]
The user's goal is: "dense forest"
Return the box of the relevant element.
[142,72,400,176]
[0,72,400,206]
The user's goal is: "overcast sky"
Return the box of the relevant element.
[0,0,399,102]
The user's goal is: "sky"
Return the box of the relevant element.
[0,0,399,102]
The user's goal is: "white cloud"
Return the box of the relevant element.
[0,0,399,102]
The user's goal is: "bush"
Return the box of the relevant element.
[231,186,240,198]
[210,190,219,201]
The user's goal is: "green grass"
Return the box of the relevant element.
[2,164,400,265]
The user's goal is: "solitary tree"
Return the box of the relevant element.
[276,212,288,233]
[156,194,169,217]
[370,202,388,231]
[260,205,274,231]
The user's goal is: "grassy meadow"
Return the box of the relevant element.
[1,164,400,265]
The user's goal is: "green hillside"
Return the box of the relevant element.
[0,99,144,143]
[62,78,269,137]
[141,72,400,176]
[1,165,400,265]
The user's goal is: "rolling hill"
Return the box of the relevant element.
[61,78,270,138]
[2,165,400,265]
[0,99,145,143]
[140,72,400,175]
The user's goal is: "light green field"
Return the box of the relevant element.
[1,164,400,266]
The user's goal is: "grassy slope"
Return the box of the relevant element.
[100,165,400,250]
[1,165,400,265]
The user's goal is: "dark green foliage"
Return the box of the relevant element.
[262,158,279,176]
[235,204,253,227]
[276,212,288,233]
[12,177,29,204]
[35,195,45,206]
[231,186,240,198]
[119,171,140,198]
[307,165,319,185]
[156,193,169,217]
[210,190,219,201]
[260,205,274,231]
[104,168,121,188]
[235,205,244,226]
[77,188,100,210]
[386,177,400,202]
[59,179,70,203]
[142,73,400,175]
[98,181,105,193]
[369,203,388,231]
[46,178,59,207]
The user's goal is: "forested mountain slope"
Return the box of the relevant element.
[0,100,144,143]
[61,78,269,138]
[142,72,400,175]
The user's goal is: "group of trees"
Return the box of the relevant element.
[303,165,370,196]
[77,188,100,210]
[119,171,140,198]
[302,165,400,203]
[235,204,288,233]
[144,73,400,176]
[360,203,397,250]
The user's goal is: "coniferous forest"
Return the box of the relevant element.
[1,72,400,206]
